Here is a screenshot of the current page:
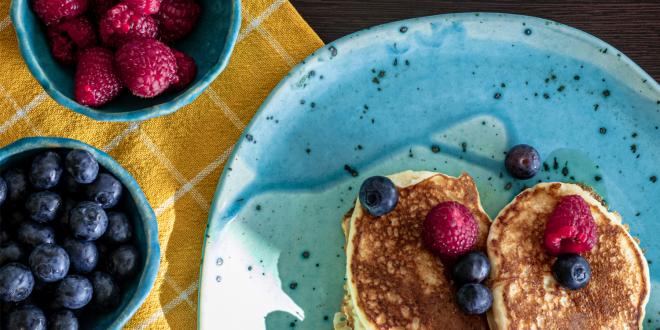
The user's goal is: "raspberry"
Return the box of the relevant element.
[99,3,159,48]
[33,0,88,26]
[47,28,76,65]
[48,16,97,65]
[170,50,196,91]
[544,195,598,255]
[422,201,478,258]
[89,0,119,18]
[75,47,123,107]
[156,0,200,42]
[115,38,178,98]
[122,0,161,15]
[57,16,97,49]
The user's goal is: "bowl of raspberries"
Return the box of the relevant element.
[0,137,160,329]
[10,0,241,121]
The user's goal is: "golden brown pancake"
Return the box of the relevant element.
[488,182,650,330]
[340,171,491,330]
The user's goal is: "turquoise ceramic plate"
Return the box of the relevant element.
[198,13,659,329]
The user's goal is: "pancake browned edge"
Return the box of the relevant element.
[336,171,491,330]
[335,209,360,330]
[487,182,650,330]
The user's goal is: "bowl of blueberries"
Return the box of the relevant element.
[0,137,159,329]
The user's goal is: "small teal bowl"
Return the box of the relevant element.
[9,0,241,122]
[0,137,160,329]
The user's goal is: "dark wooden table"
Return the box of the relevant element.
[293,0,660,82]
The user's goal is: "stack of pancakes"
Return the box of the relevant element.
[335,171,650,330]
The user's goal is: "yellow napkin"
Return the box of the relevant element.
[0,0,323,327]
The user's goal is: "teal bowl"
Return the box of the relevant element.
[0,137,160,329]
[9,0,241,122]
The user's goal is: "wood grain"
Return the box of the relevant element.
[292,0,660,81]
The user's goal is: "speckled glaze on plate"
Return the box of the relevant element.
[198,13,660,329]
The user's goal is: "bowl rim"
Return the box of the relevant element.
[9,0,242,122]
[0,137,160,329]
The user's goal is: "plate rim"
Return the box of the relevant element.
[196,12,660,328]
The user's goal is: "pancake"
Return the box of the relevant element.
[336,171,491,330]
[335,209,365,330]
[487,182,650,329]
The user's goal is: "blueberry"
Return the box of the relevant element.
[0,176,7,206]
[0,299,15,316]
[552,254,591,290]
[505,144,541,179]
[0,263,34,302]
[85,173,122,209]
[55,275,93,309]
[30,151,63,190]
[452,251,491,284]
[103,212,133,244]
[456,283,493,315]
[0,230,9,244]
[65,150,99,184]
[0,241,26,266]
[95,242,111,266]
[17,221,56,248]
[90,271,120,310]
[62,238,98,274]
[7,304,46,330]
[60,173,83,195]
[358,176,398,217]
[30,280,58,311]
[68,201,108,241]
[3,168,28,204]
[55,197,78,237]
[49,309,78,330]
[107,245,139,280]
[1,299,16,315]
[29,244,70,283]
[4,209,27,233]
[25,191,62,223]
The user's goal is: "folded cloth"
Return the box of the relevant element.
[0,0,323,327]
